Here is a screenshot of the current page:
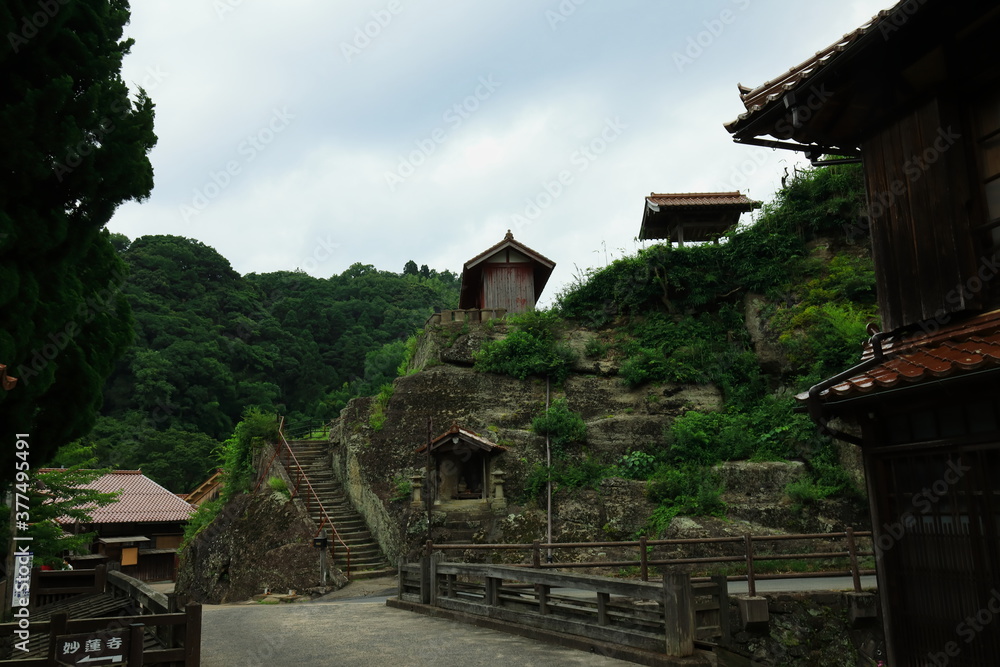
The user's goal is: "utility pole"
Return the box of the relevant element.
[425,417,432,548]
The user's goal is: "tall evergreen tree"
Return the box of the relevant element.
[0,1,156,483]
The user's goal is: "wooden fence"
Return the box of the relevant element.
[424,527,875,596]
[0,568,200,667]
[397,559,727,658]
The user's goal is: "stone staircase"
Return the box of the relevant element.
[282,440,393,580]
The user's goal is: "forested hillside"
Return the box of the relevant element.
[57,235,459,492]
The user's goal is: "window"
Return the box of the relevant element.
[974,91,1000,259]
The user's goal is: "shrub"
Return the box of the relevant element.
[369,383,394,431]
[616,451,657,480]
[532,398,587,455]
[474,311,576,383]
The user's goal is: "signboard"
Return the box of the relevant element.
[54,629,130,666]
[11,551,32,608]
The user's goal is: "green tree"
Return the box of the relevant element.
[25,466,120,567]
[0,0,156,485]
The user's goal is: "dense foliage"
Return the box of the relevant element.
[0,0,156,486]
[55,235,459,492]
[474,311,576,383]
[547,164,874,530]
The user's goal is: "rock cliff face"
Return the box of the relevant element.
[329,320,868,565]
[176,492,347,604]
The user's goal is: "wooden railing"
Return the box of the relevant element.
[255,416,351,578]
[423,527,875,596]
[0,569,200,666]
[396,559,725,657]
[29,565,108,607]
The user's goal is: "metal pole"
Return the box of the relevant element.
[425,417,433,547]
[319,528,328,585]
[546,376,553,564]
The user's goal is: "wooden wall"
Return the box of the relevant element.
[861,97,981,332]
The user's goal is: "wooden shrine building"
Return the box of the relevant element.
[415,422,507,505]
[458,231,555,315]
[726,1,1000,664]
[639,192,760,245]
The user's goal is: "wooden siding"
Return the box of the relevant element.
[862,97,981,332]
[482,264,533,313]
[867,443,1000,667]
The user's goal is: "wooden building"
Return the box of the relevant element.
[51,469,195,582]
[458,231,555,314]
[726,2,1000,664]
[639,192,760,245]
[415,422,507,505]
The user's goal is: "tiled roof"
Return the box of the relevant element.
[803,311,1000,402]
[725,3,898,134]
[646,192,760,209]
[416,422,508,454]
[42,469,195,524]
[463,230,555,270]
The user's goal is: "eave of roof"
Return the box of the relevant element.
[800,310,1000,404]
[645,192,761,210]
[415,422,507,454]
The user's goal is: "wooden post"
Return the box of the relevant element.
[712,575,731,641]
[597,592,610,626]
[663,573,694,657]
[538,584,549,615]
[95,563,107,593]
[846,526,862,593]
[184,603,202,666]
[420,555,431,605]
[429,554,441,606]
[744,533,757,598]
[485,577,500,607]
[128,623,145,666]
[639,535,649,582]
[532,540,541,569]
[46,612,68,664]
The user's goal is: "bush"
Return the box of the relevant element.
[532,398,587,456]
[369,383,394,431]
[474,311,576,383]
[616,451,657,480]
[644,464,726,535]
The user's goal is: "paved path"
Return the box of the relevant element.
[199,574,877,666]
[201,601,631,667]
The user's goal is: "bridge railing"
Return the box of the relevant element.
[423,527,875,596]
[397,559,723,657]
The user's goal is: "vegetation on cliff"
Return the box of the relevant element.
[472,164,874,530]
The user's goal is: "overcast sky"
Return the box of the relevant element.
[109,0,891,306]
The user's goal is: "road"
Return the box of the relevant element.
[200,577,632,667]
[198,574,877,666]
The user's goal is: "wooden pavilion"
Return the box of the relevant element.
[639,192,760,245]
